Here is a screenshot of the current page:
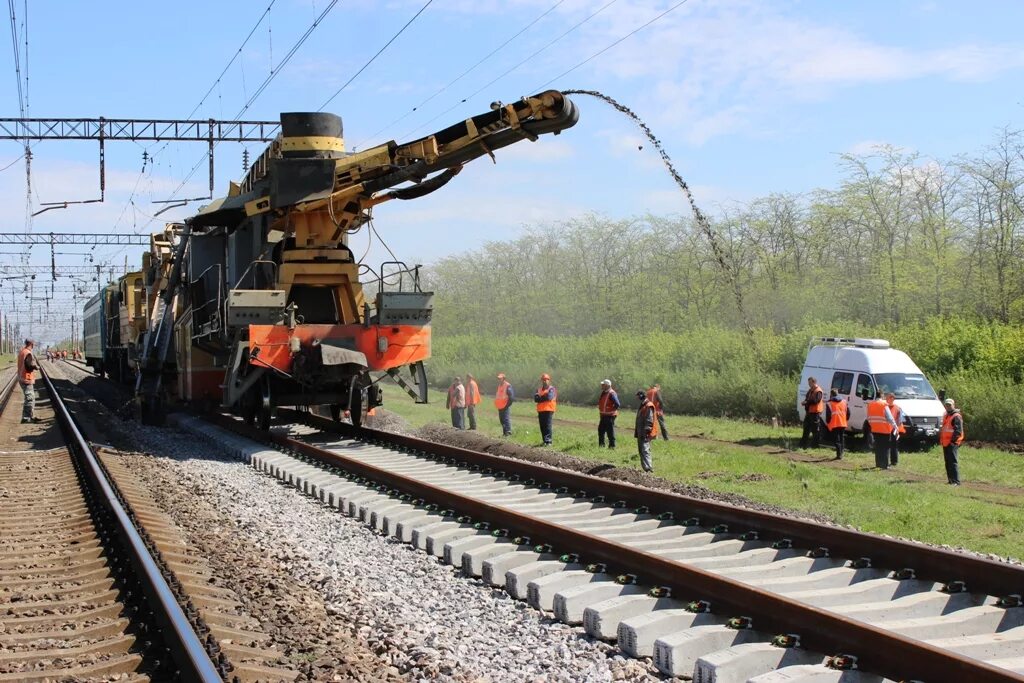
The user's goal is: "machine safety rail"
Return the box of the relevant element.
[207,409,1023,683]
[39,368,224,682]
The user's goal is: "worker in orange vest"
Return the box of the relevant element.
[446,377,466,430]
[885,392,905,467]
[634,390,658,472]
[597,379,621,448]
[534,373,557,445]
[16,339,40,423]
[940,398,964,485]
[494,373,514,436]
[866,393,898,469]
[465,373,481,430]
[799,377,824,448]
[646,383,669,440]
[824,388,850,460]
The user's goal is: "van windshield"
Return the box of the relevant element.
[873,373,937,400]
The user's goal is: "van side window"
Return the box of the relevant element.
[831,372,854,395]
[856,373,875,400]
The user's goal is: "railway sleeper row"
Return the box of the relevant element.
[175,414,1024,682]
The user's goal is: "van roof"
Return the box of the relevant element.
[805,344,924,374]
[808,336,890,350]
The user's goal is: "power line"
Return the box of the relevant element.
[538,0,691,89]
[160,0,340,207]
[400,0,618,140]
[353,0,564,149]
[318,0,433,112]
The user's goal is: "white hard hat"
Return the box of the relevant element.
[600,379,611,386]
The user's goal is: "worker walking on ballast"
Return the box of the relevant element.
[824,388,849,460]
[534,373,557,446]
[494,373,514,437]
[940,398,965,485]
[634,390,658,472]
[866,393,898,469]
[17,339,40,423]
[597,379,620,448]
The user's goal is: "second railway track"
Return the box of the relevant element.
[0,369,294,682]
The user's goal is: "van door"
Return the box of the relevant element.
[849,373,876,433]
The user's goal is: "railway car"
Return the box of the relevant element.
[82,283,119,378]
[118,90,578,425]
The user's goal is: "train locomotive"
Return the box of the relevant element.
[84,90,579,426]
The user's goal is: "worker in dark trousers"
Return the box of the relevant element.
[885,392,905,467]
[446,377,466,430]
[494,373,514,436]
[824,389,850,460]
[647,383,669,440]
[466,374,481,430]
[799,377,824,448]
[940,398,964,485]
[597,379,620,448]
[866,394,898,469]
[534,373,557,445]
[634,390,658,472]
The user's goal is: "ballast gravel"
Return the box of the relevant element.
[49,363,661,682]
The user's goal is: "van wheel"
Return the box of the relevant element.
[862,422,874,452]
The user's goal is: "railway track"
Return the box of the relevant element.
[0,369,294,682]
[165,408,1024,683]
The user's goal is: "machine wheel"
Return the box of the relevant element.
[349,388,364,429]
[862,422,874,452]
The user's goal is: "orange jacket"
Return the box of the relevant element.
[940,411,964,446]
[494,380,511,410]
[866,399,894,435]
[467,379,481,406]
[887,401,906,434]
[535,385,557,413]
[17,347,35,385]
[646,387,664,415]
[598,390,619,417]
[804,386,824,414]
[826,398,848,430]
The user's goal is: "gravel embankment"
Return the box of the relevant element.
[50,361,662,682]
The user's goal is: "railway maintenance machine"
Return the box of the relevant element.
[134,90,580,426]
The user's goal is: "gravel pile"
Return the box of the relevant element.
[49,362,663,681]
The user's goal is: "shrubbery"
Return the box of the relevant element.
[428,317,1024,442]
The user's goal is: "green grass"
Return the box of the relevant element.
[380,388,1024,559]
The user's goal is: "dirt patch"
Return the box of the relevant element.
[412,422,825,523]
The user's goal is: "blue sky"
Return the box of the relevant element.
[2,0,1023,340]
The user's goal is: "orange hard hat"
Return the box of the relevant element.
[541,373,551,381]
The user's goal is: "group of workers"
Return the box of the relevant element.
[446,373,670,473]
[801,377,966,485]
[44,348,77,361]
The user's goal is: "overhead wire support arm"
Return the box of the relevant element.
[0,117,281,214]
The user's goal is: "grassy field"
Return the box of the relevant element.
[380,388,1024,560]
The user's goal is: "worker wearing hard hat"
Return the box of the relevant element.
[534,373,557,445]
[597,379,620,448]
[634,390,658,472]
[17,339,40,423]
[494,373,514,437]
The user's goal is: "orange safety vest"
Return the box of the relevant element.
[494,381,511,410]
[467,379,481,406]
[888,402,906,434]
[640,400,659,439]
[866,399,892,435]
[598,390,619,417]
[17,347,34,385]
[827,398,848,430]
[805,386,824,414]
[939,412,964,446]
[646,387,664,415]
[536,385,557,413]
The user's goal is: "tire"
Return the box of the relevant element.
[862,422,874,452]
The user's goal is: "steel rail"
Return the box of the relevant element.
[41,369,223,682]
[235,410,1024,683]
[290,411,1024,600]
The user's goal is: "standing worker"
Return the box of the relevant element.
[866,393,898,469]
[824,388,850,460]
[446,377,466,430]
[647,383,669,440]
[634,390,658,472]
[534,373,557,446]
[799,377,825,448]
[17,339,40,424]
[494,373,514,436]
[885,392,905,467]
[597,379,620,448]
[466,373,481,430]
[940,398,965,486]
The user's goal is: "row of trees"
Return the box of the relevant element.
[426,129,1024,336]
